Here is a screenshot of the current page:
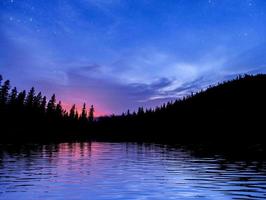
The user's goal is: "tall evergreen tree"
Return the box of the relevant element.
[40,96,47,113]
[80,103,87,121]
[33,92,42,109]
[17,90,26,107]
[47,94,56,114]
[9,87,17,105]
[0,80,11,105]
[88,105,94,122]
[138,107,144,115]
[55,101,63,118]
[69,104,76,119]
[25,87,35,108]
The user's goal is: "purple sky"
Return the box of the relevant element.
[1,0,266,115]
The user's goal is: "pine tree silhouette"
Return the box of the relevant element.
[0,74,96,141]
[69,104,76,120]
[17,90,26,107]
[40,96,47,113]
[47,94,56,115]
[89,105,94,122]
[55,101,63,118]
[0,80,10,105]
[25,87,35,108]
[33,92,42,109]
[2,73,266,144]
[9,87,17,105]
[81,103,87,121]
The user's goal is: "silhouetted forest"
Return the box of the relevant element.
[0,74,94,142]
[93,74,266,142]
[1,73,266,143]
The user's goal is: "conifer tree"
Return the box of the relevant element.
[81,103,87,121]
[55,101,63,118]
[69,104,76,119]
[17,90,26,107]
[88,105,94,122]
[47,94,56,114]
[0,80,10,105]
[9,87,17,105]
[138,107,144,115]
[40,96,47,113]
[25,87,35,108]
[33,92,42,109]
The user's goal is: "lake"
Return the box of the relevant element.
[0,142,266,200]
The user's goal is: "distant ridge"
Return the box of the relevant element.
[94,74,266,142]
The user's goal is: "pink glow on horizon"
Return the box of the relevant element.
[52,88,113,117]
[61,101,108,117]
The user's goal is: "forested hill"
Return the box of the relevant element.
[1,73,266,143]
[94,74,266,142]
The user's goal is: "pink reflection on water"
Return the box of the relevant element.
[41,142,116,185]
[45,142,113,164]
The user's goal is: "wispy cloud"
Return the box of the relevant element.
[1,0,266,114]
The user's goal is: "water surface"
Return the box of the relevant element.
[0,142,266,200]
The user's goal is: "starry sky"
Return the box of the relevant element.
[1,0,266,115]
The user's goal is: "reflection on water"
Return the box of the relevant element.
[0,142,266,200]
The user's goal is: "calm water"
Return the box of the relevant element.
[0,143,266,200]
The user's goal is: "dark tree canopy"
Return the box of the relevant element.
[81,103,87,121]
[47,94,56,114]
[89,105,94,122]
[17,90,26,107]
[69,104,76,120]
[9,87,17,105]
[0,74,95,142]
[33,92,42,109]
[0,80,10,105]
[1,73,266,144]
[25,87,35,108]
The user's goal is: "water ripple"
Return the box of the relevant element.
[0,142,266,200]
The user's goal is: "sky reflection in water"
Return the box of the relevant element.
[0,142,266,200]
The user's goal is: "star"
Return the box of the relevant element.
[1,0,265,115]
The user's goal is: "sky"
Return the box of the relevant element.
[1,0,266,116]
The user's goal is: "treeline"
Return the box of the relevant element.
[94,74,266,142]
[1,73,266,143]
[0,74,94,141]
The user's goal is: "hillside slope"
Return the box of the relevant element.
[94,74,266,142]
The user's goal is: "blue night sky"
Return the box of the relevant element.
[1,0,266,115]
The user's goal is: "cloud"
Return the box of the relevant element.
[1,0,266,115]
[31,67,178,115]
